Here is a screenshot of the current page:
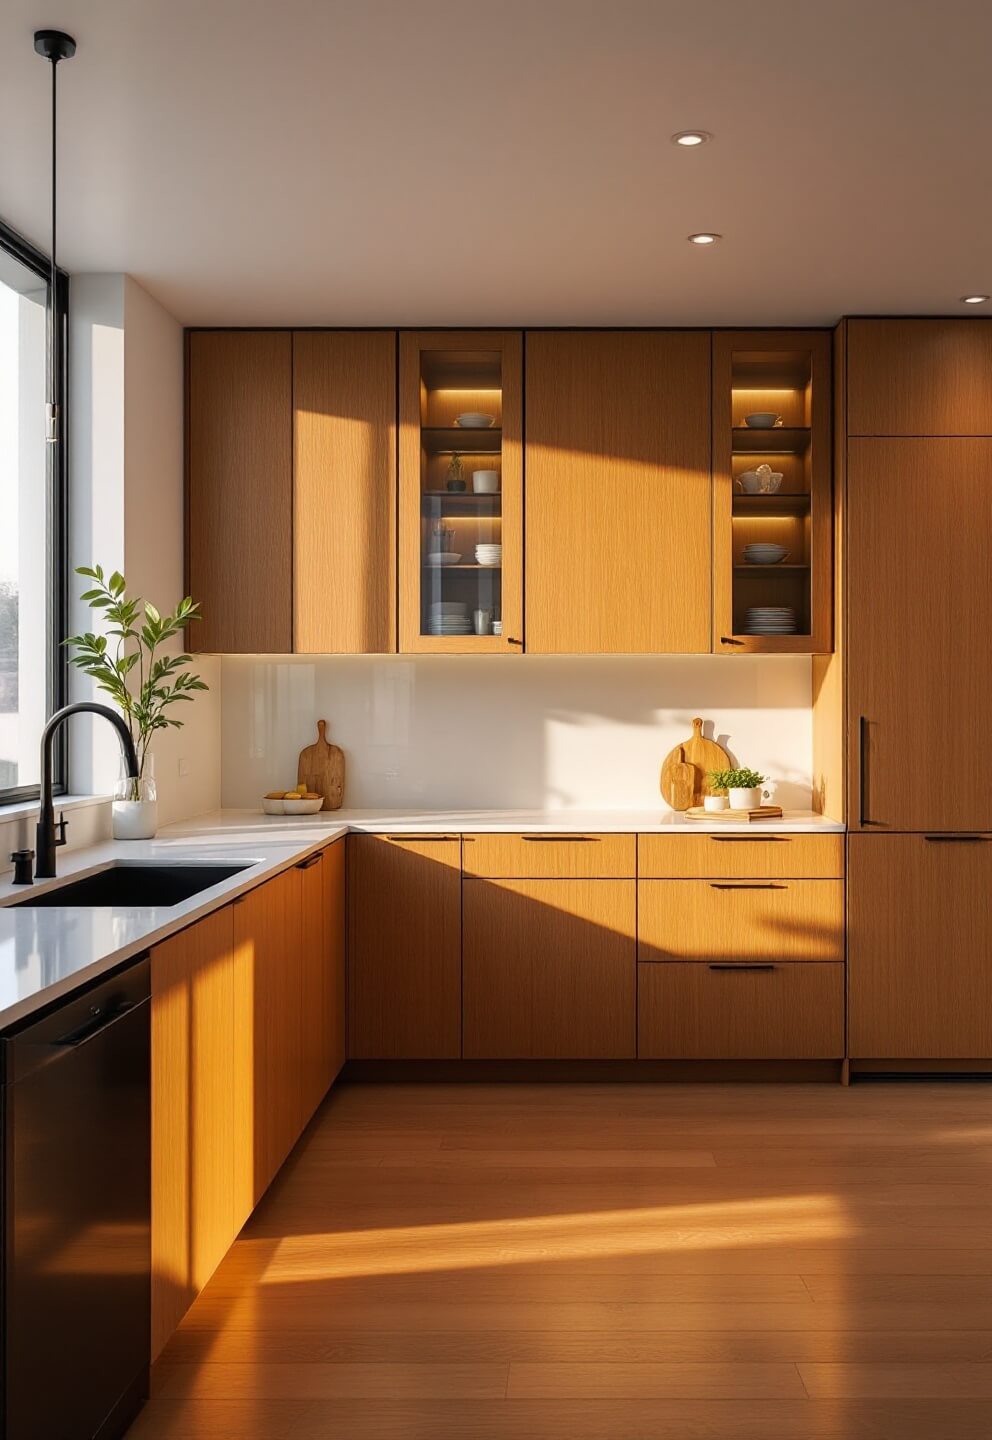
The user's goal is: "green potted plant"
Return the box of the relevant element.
[65,566,208,839]
[708,767,768,812]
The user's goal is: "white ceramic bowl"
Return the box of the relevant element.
[282,796,324,815]
[744,412,781,428]
[472,469,499,493]
[426,552,462,566]
[456,413,496,428]
[262,797,285,815]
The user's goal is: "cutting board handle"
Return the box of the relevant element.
[692,717,704,736]
[316,719,328,744]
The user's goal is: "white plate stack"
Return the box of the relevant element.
[744,607,798,634]
[475,543,502,568]
[743,543,788,565]
[428,602,471,636]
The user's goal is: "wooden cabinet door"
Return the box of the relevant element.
[463,878,636,1058]
[525,331,711,653]
[151,905,235,1357]
[847,439,992,830]
[324,838,347,1083]
[848,319,992,436]
[186,331,292,653]
[348,835,462,1058]
[849,834,992,1058]
[298,851,327,1129]
[233,866,303,1212]
[294,331,397,652]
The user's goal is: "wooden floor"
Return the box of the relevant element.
[131,1081,992,1439]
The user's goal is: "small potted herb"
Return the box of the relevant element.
[708,767,768,811]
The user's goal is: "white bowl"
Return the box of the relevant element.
[261,797,285,815]
[426,552,462,566]
[456,413,496,428]
[282,796,324,815]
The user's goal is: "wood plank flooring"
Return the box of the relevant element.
[130,1081,992,1439]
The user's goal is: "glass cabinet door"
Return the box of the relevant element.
[399,331,522,653]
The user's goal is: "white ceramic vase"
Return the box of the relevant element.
[113,755,158,840]
[703,794,728,812]
[729,786,763,811]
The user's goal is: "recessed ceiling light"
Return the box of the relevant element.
[672,129,712,147]
[961,294,989,304]
[688,232,722,245]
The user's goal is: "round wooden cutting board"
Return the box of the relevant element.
[660,718,731,808]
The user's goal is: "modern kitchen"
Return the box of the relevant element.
[1,5,991,1438]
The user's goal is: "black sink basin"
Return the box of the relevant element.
[8,863,251,909]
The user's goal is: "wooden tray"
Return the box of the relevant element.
[686,805,783,822]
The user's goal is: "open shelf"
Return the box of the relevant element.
[732,427,811,454]
[733,494,811,516]
[733,564,810,574]
[422,426,502,457]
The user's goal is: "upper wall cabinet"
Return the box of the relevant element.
[848,319,992,435]
[398,331,523,653]
[187,331,293,653]
[525,331,711,654]
[712,331,833,654]
[294,332,398,653]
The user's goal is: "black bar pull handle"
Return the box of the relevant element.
[296,852,323,870]
[924,834,989,843]
[709,882,788,891]
[708,963,777,972]
[520,835,597,843]
[385,835,459,842]
[710,836,788,844]
[859,716,871,826]
[55,999,141,1048]
[720,636,744,647]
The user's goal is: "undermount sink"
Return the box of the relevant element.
[7,862,251,909]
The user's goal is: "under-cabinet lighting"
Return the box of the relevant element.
[961,295,989,304]
[671,129,712,146]
[688,232,721,245]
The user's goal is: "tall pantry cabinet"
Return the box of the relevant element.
[845,319,992,1061]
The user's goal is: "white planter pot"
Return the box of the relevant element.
[703,795,728,812]
[112,798,159,841]
[729,786,763,811]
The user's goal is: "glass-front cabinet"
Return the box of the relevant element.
[712,330,833,653]
[399,331,522,653]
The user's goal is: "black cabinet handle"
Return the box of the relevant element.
[506,637,523,647]
[710,836,788,844]
[709,882,787,891]
[385,835,459,842]
[720,636,744,647]
[296,853,323,870]
[708,963,777,972]
[520,835,597,843]
[55,999,141,1047]
[924,834,989,843]
[859,715,874,826]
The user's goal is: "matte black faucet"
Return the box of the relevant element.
[36,702,140,879]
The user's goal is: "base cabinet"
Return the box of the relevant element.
[849,834,992,1058]
[638,961,844,1059]
[463,878,636,1058]
[348,835,462,1058]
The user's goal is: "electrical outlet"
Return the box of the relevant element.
[178,757,190,778]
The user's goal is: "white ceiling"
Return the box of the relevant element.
[2,0,991,326]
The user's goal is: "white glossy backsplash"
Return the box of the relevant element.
[220,655,814,812]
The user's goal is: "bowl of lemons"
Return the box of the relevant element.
[262,787,324,815]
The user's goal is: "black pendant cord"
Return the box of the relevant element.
[33,29,76,445]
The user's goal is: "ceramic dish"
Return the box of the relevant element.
[426,552,462,566]
[743,412,782,428]
[456,413,496,428]
[282,796,324,815]
[261,796,285,815]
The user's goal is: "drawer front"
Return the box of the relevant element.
[463,878,636,1058]
[638,962,845,1059]
[638,879,844,963]
[638,833,843,879]
[462,833,636,879]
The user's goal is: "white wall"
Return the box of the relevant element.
[65,274,220,826]
[221,654,814,812]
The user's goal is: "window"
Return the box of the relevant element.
[0,221,67,803]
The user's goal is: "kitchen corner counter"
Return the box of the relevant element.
[0,805,843,1031]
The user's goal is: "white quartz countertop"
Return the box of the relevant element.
[0,806,842,1030]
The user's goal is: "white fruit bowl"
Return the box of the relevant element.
[282,796,324,815]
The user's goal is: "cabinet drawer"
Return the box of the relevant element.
[462,833,635,879]
[638,833,843,880]
[638,962,845,1059]
[464,879,636,1058]
[638,879,844,963]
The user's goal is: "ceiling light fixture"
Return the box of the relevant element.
[671,130,712,147]
[688,232,722,245]
[33,28,76,445]
[961,294,989,305]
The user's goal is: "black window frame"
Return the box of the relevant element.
[0,217,68,807]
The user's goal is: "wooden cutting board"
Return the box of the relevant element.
[660,718,732,809]
[659,745,696,812]
[686,804,783,822]
[297,720,345,811]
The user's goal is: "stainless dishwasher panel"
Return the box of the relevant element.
[3,959,151,1440]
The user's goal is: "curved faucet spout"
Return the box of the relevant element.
[36,702,140,879]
